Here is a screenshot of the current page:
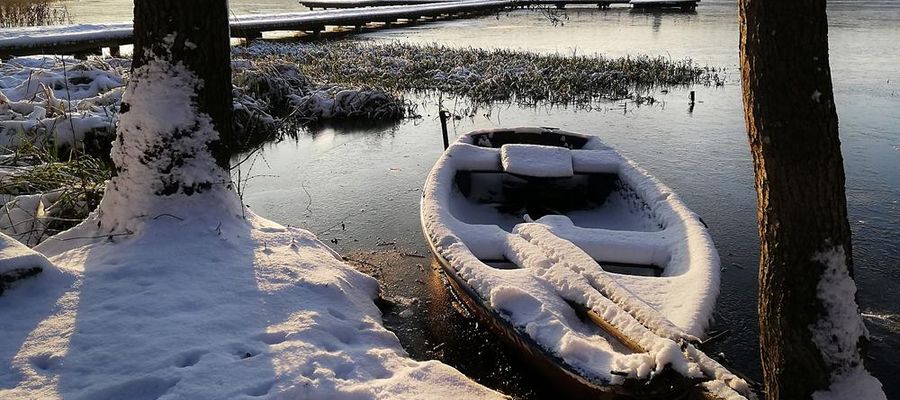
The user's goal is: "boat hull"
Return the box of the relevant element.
[421,215,691,400]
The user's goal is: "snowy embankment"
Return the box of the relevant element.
[0,42,499,399]
[0,209,501,399]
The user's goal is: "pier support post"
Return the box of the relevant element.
[242,31,262,40]
[74,47,102,60]
[109,46,122,57]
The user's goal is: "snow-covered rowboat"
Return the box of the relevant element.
[421,128,747,398]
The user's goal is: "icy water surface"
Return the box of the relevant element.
[233,1,900,397]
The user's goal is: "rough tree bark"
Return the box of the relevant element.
[132,0,233,171]
[96,0,238,231]
[739,0,869,399]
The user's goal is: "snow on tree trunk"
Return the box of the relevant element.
[738,0,885,398]
[96,0,240,232]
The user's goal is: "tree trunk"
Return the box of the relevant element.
[132,0,233,170]
[96,0,238,230]
[739,1,869,399]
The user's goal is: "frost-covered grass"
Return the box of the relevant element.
[237,41,723,108]
[232,59,413,145]
[0,56,412,157]
[0,0,71,28]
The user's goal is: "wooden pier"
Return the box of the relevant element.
[0,0,518,58]
[300,0,697,10]
[0,0,696,59]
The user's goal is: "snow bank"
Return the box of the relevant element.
[0,206,501,399]
[810,246,886,400]
[0,191,62,247]
[0,231,53,295]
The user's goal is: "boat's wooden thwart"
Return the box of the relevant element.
[420,127,750,399]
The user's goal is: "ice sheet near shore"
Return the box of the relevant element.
[0,43,499,399]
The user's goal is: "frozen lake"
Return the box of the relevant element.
[234,1,900,397]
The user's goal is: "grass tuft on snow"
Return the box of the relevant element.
[0,142,110,245]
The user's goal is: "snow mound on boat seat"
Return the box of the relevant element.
[571,150,621,174]
[500,144,573,178]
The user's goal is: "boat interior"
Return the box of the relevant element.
[451,129,667,277]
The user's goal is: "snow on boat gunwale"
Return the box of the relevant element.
[420,127,751,399]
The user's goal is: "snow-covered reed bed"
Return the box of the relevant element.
[237,41,724,108]
[0,55,411,245]
[232,59,412,146]
[0,56,124,155]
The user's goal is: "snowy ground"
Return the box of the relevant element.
[0,206,501,399]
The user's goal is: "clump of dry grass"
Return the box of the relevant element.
[0,0,71,28]
[0,141,111,243]
[236,41,724,109]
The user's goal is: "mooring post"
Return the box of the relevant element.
[439,110,450,150]
[689,90,696,113]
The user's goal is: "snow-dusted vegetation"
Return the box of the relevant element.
[0,55,413,245]
[0,55,411,154]
[0,56,123,152]
[236,41,724,108]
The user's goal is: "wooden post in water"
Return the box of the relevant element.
[439,110,450,150]
[689,90,696,113]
